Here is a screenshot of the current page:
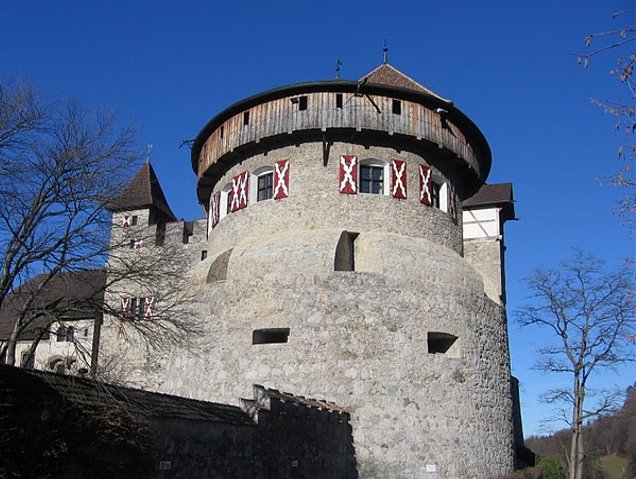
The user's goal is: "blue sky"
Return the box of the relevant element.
[2,0,634,437]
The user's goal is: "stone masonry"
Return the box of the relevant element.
[100,63,518,479]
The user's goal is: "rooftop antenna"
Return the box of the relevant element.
[335,59,342,79]
[145,143,153,164]
[383,40,389,64]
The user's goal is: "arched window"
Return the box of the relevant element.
[250,166,274,202]
[359,159,388,195]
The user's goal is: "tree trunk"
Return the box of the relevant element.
[569,375,585,479]
[4,317,21,366]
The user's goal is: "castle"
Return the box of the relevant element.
[5,62,520,479]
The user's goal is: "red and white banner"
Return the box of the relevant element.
[419,164,432,206]
[143,296,154,319]
[391,159,407,199]
[120,296,131,313]
[273,159,290,200]
[339,155,358,194]
[230,171,249,212]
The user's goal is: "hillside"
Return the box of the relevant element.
[526,383,636,479]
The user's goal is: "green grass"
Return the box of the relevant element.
[600,454,628,479]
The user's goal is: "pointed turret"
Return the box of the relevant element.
[362,63,451,103]
[107,162,177,223]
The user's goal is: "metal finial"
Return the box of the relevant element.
[335,59,342,79]
[145,143,153,164]
[383,40,388,64]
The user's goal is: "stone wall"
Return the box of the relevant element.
[100,140,516,478]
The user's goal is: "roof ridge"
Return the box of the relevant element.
[361,63,452,104]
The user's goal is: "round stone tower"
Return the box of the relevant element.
[185,63,514,478]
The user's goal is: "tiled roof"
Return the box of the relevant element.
[362,63,451,103]
[0,270,106,340]
[1,365,255,426]
[253,384,349,414]
[463,183,516,221]
[107,162,177,221]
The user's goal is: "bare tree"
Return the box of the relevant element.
[576,9,635,231]
[516,250,635,479]
[0,80,201,370]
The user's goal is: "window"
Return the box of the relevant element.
[257,172,273,201]
[131,215,138,226]
[243,111,250,126]
[298,96,308,111]
[249,166,274,203]
[220,183,232,218]
[252,328,290,345]
[392,99,401,115]
[220,125,224,138]
[360,164,384,194]
[56,327,66,342]
[65,327,75,342]
[130,298,139,318]
[201,250,208,261]
[431,181,441,209]
[427,332,458,355]
[336,94,343,109]
[54,360,66,375]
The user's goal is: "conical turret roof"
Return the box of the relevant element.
[107,162,177,221]
[362,63,451,103]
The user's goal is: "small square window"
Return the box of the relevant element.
[392,99,401,115]
[243,111,250,126]
[360,165,384,194]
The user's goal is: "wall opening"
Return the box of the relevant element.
[155,221,166,246]
[334,231,359,271]
[427,332,458,354]
[336,93,343,108]
[201,250,208,261]
[206,248,233,283]
[243,111,250,126]
[392,99,402,115]
[298,96,308,111]
[252,328,290,345]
